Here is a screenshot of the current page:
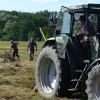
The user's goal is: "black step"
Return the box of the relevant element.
[70,79,83,82]
[75,70,83,73]
[83,60,90,64]
[70,79,78,82]
[68,88,77,91]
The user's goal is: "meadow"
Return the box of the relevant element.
[0,41,80,100]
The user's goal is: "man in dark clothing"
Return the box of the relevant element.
[79,15,96,37]
[27,38,37,61]
[10,40,20,60]
[79,15,98,60]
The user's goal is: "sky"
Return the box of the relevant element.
[0,0,100,12]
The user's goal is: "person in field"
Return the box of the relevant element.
[10,40,20,60]
[27,38,37,61]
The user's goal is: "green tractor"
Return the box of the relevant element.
[35,4,100,100]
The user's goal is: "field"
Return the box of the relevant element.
[0,41,81,100]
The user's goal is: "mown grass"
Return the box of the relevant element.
[0,41,80,100]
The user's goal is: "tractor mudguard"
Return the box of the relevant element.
[86,58,100,74]
[43,34,69,59]
[42,37,56,48]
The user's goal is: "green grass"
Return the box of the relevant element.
[0,41,80,100]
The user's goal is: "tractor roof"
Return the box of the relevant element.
[64,4,100,13]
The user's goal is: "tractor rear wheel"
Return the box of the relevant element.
[86,64,100,100]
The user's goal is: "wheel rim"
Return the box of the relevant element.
[40,57,57,94]
[94,77,100,100]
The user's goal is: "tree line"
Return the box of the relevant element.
[0,10,54,41]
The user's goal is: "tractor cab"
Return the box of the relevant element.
[53,4,100,35]
[50,4,100,62]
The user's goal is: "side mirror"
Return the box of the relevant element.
[49,12,58,28]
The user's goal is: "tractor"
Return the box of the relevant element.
[35,4,100,100]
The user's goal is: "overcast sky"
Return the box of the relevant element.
[0,0,100,12]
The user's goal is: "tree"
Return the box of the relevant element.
[0,10,51,41]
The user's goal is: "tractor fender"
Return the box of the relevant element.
[42,37,56,48]
[42,35,70,59]
[86,58,100,74]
